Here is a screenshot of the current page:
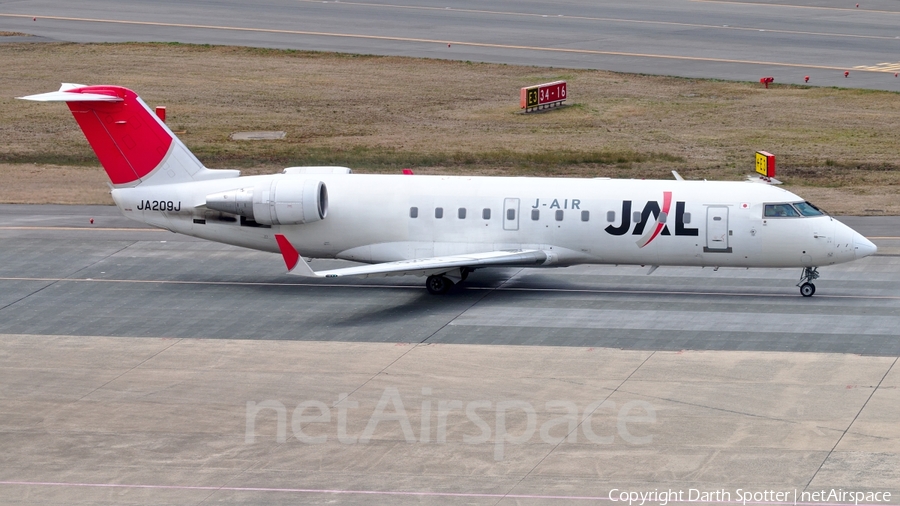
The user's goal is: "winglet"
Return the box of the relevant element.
[274,234,319,276]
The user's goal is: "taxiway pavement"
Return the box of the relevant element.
[1,205,898,504]
[2,0,900,91]
[1,205,899,355]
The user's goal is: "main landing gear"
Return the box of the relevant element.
[425,268,471,295]
[426,275,454,295]
[797,267,820,297]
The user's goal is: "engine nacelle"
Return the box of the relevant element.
[206,178,327,225]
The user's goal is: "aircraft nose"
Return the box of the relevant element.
[853,233,877,259]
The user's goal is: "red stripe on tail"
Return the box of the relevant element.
[65,86,172,185]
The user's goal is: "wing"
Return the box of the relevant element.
[275,234,548,278]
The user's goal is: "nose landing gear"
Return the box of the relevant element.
[797,267,820,297]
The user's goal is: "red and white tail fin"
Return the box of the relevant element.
[18,84,237,187]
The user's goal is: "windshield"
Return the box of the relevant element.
[793,201,825,216]
[764,203,800,217]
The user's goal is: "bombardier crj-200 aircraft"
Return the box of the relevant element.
[21,84,877,296]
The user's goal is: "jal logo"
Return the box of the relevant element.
[605,191,698,247]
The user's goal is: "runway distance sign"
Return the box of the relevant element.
[520,81,567,112]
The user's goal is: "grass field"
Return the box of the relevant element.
[2,41,899,213]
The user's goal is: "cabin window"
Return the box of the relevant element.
[531,209,540,220]
[633,211,642,223]
[555,210,564,221]
[435,207,444,219]
[581,210,590,222]
[607,211,616,222]
[483,208,491,220]
[794,201,824,216]
[458,208,466,219]
[409,207,418,218]
[764,204,799,218]
[507,209,516,221]
[682,212,691,224]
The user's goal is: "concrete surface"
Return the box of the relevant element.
[1,205,898,355]
[0,334,900,505]
[1,207,898,505]
[0,336,897,504]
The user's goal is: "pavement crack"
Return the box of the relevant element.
[495,350,657,506]
[0,241,137,314]
[613,387,840,428]
[0,278,61,313]
[65,241,137,279]
[333,269,519,404]
[803,355,899,491]
[74,337,185,403]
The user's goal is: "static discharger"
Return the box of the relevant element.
[520,81,566,113]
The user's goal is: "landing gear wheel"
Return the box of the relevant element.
[797,267,820,297]
[425,275,453,295]
[799,282,816,297]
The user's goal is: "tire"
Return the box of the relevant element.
[426,275,452,295]
[800,282,815,297]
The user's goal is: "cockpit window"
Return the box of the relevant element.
[794,201,825,216]
[764,203,800,217]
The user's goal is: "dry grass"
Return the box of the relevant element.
[2,42,899,213]
[0,164,109,204]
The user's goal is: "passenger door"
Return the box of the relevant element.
[704,206,732,252]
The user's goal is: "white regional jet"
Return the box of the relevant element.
[20,84,877,296]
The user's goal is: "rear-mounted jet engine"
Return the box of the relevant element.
[206,178,327,225]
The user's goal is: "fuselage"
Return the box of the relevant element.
[20,83,877,296]
[110,173,874,270]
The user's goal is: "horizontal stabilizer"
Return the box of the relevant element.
[18,84,123,103]
[274,234,548,279]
